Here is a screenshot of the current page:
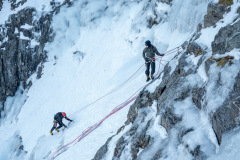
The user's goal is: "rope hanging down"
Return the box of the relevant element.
[50,46,184,159]
[70,46,182,117]
[50,89,144,159]
[70,63,145,117]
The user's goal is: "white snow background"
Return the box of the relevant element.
[0,0,240,159]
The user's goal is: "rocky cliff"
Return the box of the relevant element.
[93,2,240,160]
[0,0,72,117]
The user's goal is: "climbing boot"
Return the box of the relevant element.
[50,131,53,135]
[146,76,150,82]
[151,74,154,80]
[56,128,59,132]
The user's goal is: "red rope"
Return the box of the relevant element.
[50,75,151,159]
[50,94,140,159]
[70,47,182,117]
[70,63,144,117]
[49,47,182,159]
[154,46,183,78]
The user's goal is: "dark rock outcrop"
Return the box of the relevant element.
[204,3,229,28]
[9,0,27,10]
[160,0,172,5]
[218,0,233,6]
[212,20,240,55]
[0,8,52,105]
[0,0,73,117]
[187,42,206,57]
[192,87,205,110]
[0,1,3,11]
[160,106,181,132]
[238,7,240,14]
[212,72,240,145]
[92,137,114,160]
[115,123,151,160]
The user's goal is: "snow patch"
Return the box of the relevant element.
[20,24,33,30]
[20,32,30,40]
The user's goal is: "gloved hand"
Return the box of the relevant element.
[159,53,165,56]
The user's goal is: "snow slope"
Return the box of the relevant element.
[3,0,237,159]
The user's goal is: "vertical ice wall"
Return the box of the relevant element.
[169,0,211,32]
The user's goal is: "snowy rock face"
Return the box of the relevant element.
[0,0,72,112]
[187,42,206,57]
[0,8,51,105]
[159,0,173,5]
[94,5,240,160]
[211,20,240,145]
[0,1,2,11]
[204,3,229,28]
[212,20,240,55]
[9,0,27,10]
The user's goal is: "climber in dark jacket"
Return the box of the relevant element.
[142,40,164,81]
[50,112,73,135]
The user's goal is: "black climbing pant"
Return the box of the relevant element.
[50,116,66,132]
[145,60,155,76]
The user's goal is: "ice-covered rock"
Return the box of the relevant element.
[93,3,240,159]
[204,3,229,28]
[0,8,51,104]
[212,20,240,55]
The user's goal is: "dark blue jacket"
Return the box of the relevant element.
[54,112,72,127]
